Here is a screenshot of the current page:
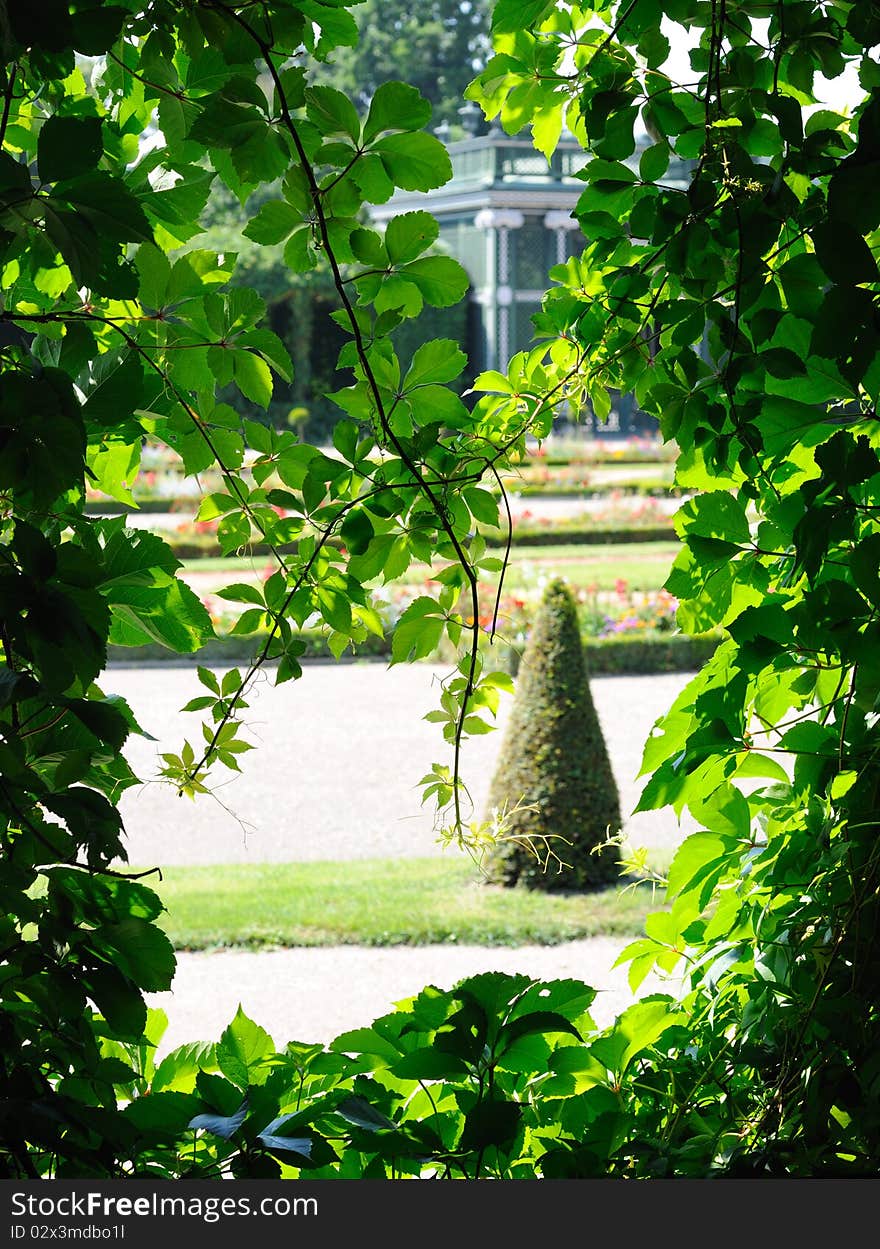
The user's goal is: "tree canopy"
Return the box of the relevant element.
[316,0,493,126]
[1,0,879,1179]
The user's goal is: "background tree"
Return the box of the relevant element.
[484,579,621,891]
[317,0,493,125]
[189,0,491,443]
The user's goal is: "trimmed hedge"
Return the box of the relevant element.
[108,629,390,666]
[108,628,721,672]
[84,499,197,515]
[501,479,682,498]
[482,580,622,892]
[581,631,720,673]
[83,477,683,516]
[122,524,676,563]
[482,524,674,547]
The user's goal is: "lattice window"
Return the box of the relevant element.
[439,222,487,288]
[499,149,552,181]
[513,299,543,355]
[559,149,586,181]
[450,147,494,184]
[513,217,552,290]
[566,227,585,261]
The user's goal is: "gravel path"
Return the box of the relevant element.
[111,491,682,531]
[149,937,676,1056]
[103,661,695,1051]
[103,663,696,866]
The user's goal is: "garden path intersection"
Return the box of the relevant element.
[101,662,695,1051]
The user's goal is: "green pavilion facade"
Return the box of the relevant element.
[369,116,691,437]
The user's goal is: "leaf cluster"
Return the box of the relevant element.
[464,0,880,1173]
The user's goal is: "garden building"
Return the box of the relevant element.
[369,108,691,438]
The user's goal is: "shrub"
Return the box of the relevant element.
[483,579,622,891]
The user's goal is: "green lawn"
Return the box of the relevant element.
[141,857,664,951]
[182,542,680,595]
[495,542,678,591]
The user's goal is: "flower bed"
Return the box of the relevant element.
[522,435,675,465]
[84,476,684,516]
[110,576,718,675]
[144,494,679,562]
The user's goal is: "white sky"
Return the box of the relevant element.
[662,18,866,115]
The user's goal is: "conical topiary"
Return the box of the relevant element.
[483,578,621,891]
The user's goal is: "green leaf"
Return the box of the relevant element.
[316,585,351,633]
[463,486,500,525]
[306,85,362,142]
[99,524,178,584]
[83,966,147,1039]
[243,200,301,245]
[216,582,265,607]
[283,227,318,273]
[400,256,468,306]
[689,783,751,840]
[38,115,103,184]
[508,978,596,1022]
[492,0,556,33]
[340,507,374,555]
[152,1042,216,1093]
[600,998,684,1077]
[675,491,751,544]
[330,1027,402,1064]
[0,370,85,507]
[91,919,176,992]
[86,439,140,507]
[48,867,163,924]
[389,1049,468,1080]
[52,172,153,244]
[136,242,171,309]
[459,1099,522,1151]
[409,384,470,428]
[385,211,439,264]
[498,1010,583,1053]
[812,221,879,286]
[363,82,432,143]
[373,132,452,192]
[852,534,880,607]
[233,351,274,407]
[639,141,670,182]
[71,5,128,55]
[216,1006,274,1090]
[108,578,214,654]
[125,1092,202,1135]
[82,351,143,428]
[666,832,732,900]
[390,596,445,663]
[403,339,467,389]
[350,227,387,266]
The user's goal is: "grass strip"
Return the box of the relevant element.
[182,542,681,592]
[141,857,663,951]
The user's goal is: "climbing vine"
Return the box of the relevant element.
[2,0,880,1179]
[465,0,880,1173]
[0,0,535,1178]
